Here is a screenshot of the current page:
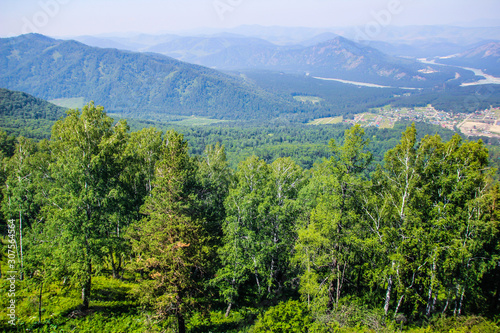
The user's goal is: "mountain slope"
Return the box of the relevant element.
[364,40,471,58]
[0,34,298,120]
[70,32,475,88]
[437,41,500,76]
[197,36,469,88]
[0,88,68,138]
[0,88,67,120]
[145,35,276,63]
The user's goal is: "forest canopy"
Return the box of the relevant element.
[0,103,499,332]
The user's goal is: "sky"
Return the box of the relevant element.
[0,0,499,37]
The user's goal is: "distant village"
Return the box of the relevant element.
[345,106,500,139]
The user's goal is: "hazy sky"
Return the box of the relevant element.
[1,0,499,37]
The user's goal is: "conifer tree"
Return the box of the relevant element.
[127,130,209,333]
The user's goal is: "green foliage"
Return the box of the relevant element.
[126,130,211,332]
[0,88,66,121]
[0,102,499,333]
[0,274,166,333]
[391,85,500,114]
[306,297,392,333]
[365,124,498,319]
[425,316,500,333]
[294,125,372,310]
[187,308,258,333]
[252,300,313,332]
[194,142,231,240]
[0,88,67,139]
[37,102,130,309]
[214,155,306,311]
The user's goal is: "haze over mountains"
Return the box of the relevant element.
[72,25,500,55]
[180,36,470,87]
[0,25,499,122]
[0,34,299,121]
[68,25,500,87]
[435,41,500,76]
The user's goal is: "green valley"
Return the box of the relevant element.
[1,21,500,333]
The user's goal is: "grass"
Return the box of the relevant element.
[109,113,225,127]
[357,113,377,123]
[308,116,343,125]
[369,105,392,113]
[0,272,158,333]
[0,250,498,333]
[493,107,500,119]
[379,119,395,129]
[293,95,323,104]
[49,97,87,109]
[172,116,226,126]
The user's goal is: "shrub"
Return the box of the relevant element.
[252,300,313,332]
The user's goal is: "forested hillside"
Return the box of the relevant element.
[0,88,464,171]
[436,42,500,76]
[197,36,471,88]
[0,88,67,139]
[0,34,302,121]
[232,71,500,118]
[2,34,498,125]
[75,32,476,88]
[0,103,498,332]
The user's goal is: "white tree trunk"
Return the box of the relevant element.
[384,275,393,316]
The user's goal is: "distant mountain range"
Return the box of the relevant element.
[145,35,277,64]
[436,41,500,76]
[193,36,473,88]
[1,31,499,123]
[0,34,299,120]
[73,25,500,52]
[154,25,500,46]
[72,29,490,88]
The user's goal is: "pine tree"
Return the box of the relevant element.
[127,130,209,333]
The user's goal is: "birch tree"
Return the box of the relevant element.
[215,156,305,315]
[295,125,372,311]
[46,102,129,309]
[2,137,43,280]
[369,125,495,318]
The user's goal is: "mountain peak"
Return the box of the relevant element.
[436,40,500,75]
[18,33,56,42]
[313,36,378,55]
[464,41,500,58]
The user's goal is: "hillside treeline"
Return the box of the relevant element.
[0,103,499,332]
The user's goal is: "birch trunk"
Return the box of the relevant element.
[384,275,393,316]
